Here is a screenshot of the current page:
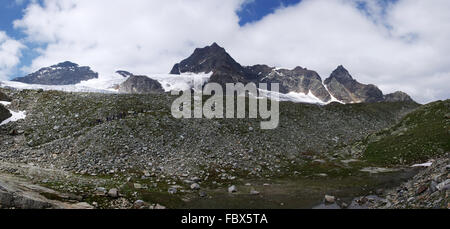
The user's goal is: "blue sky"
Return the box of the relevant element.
[0,0,449,103]
[0,0,27,40]
[238,0,301,25]
[1,0,303,77]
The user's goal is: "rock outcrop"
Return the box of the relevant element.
[116,70,134,78]
[247,65,332,102]
[324,65,384,103]
[0,90,10,102]
[0,104,11,123]
[384,91,415,102]
[118,74,164,94]
[13,61,98,85]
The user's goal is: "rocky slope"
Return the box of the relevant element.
[0,88,418,178]
[370,156,449,209]
[118,74,164,94]
[336,99,449,166]
[171,43,412,104]
[12,61,98,85]
[7,87,450,209]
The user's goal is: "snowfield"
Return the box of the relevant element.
[1,72,342,105]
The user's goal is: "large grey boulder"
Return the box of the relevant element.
[118,75,164,94]
[0,104,11,123]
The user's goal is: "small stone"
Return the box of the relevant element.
[416,185,428,195]
[168,187,177,194]
[154,204,166,209]
[190,183,200,190]
[228,185,237,193]
[134,183,142,189]
[430,181,438,193]
[250,189,260,195]
[96,187,106,193]
[199,191,207,198]
[375,189,384,195]
[325,195,336,204]
[108,188,119,198]
[134,200,145,209]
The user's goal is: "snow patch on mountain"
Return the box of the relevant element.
[258,89,327,105]
[1,71,346,105]
[145,72,212,92]
[0,101,11,106]
[0,80,114,93]
[0,110,26,126]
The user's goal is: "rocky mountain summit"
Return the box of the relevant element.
[324,65,384,103]
[118,73,164,94]
[171,43,414,104]
[170,42,249,85]
[12,61,98,85]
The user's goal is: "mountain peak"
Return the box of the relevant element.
[325,65,384,103]
[54,61,79,68]
[13,62,98,85]
[210,42,222,49]
[169,42,241,75]
[331,65,352,80]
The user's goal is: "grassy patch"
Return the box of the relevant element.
[363,100,450,165]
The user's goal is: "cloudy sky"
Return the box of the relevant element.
[0,0,449,103]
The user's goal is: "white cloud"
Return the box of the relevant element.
[0,31,24,80]
[13,0,450,103]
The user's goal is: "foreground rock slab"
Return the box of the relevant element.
[0,173,93,209]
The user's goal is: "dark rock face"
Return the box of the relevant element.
[324,66,384,103]
[384,91,415,102]
[116,70,133,78]
[119,75,164,94]
[0,90,10,102]
[170,43,249,86]
[0,104,11,123]
[247,66,331,102]
[13,61,98,85]
[170,43,331,101]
